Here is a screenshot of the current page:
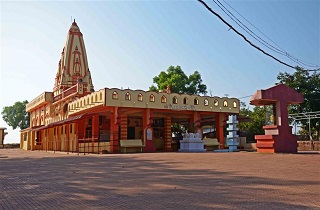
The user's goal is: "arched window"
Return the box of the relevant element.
[87,98,89,104]
[95,94,98,102]
[173,96,178,104]
[233,101,238,108]
[100,92,103,100]
[125,92,131,101]
[214,99,219,106]
[138,93,143,102]
[183,97,187,105]
[112,91,118,100]
[150,94,155,102]
[194,97,199,105]
[161,95,167,103]
[223,100,228,107]
[204,98,209,106]
[91,96,94,102]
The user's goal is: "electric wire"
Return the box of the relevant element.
[198,0,295,69]
[214,0,287,56]
[237,95,252,99]
[221,0,319,68]
[214,0,318,68]
[197,0,319,72]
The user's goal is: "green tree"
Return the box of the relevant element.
[238,102,265,142]
[1,100,30,130]
[150,65,207,95]
[277,67,320,113]
[277,67,320,140]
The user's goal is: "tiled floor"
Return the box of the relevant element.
[0,149,319,209]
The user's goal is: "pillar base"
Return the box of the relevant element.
[144,140,156,152]
[255,125,298,153]
[255,135,275,153]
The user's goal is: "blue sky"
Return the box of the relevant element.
[1,0,319,143]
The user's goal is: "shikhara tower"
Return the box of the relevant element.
[53,20,94,97]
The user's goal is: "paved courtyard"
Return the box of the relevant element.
[0,149,319,210]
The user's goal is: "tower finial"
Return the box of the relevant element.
[74,18,76,23]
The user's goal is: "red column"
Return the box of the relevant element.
[120,115,127,140]
[66,124,70,154]
[72,123,75,152]
[191,112,201,131]
[143,109,156,152]
[216,113,225,149]
[92,115,99,153]
[56,126,61,151]
[77,118,86,152]
[164,116,172,151]
[30,131,35,151]
[110,107,119,153]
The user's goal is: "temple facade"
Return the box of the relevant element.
[20,21,240,153]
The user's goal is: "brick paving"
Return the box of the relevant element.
[0,149,319,210]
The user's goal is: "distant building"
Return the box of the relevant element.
[20,21,239,153]
[0,127,8,146]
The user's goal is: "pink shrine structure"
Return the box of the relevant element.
[250,84,304,153]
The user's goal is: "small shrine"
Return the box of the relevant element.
[250,84,304,153]
[179,132,206,152]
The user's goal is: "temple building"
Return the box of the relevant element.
[20,21,240,153]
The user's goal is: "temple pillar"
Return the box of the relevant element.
[44,129,48,152]
[30,131,35,151]
[20,132,23,149]
[38,130,42,150]
[216,113,225,149]
[191,112,202,136]
[92,115,99,153]
[142,109,151,131]
[47,128,51,151]
[120,115,128,140]
[57,126,61,151]
[110,107,119,153]
[164,116,172,151]
[76,118,86,152]
[70,124,75,152]
[53,127,57,152]
[143,109,155,152]
[66,124,70,153]
[194,112,201,130]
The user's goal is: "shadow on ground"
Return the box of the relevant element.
[0,151,319,210]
